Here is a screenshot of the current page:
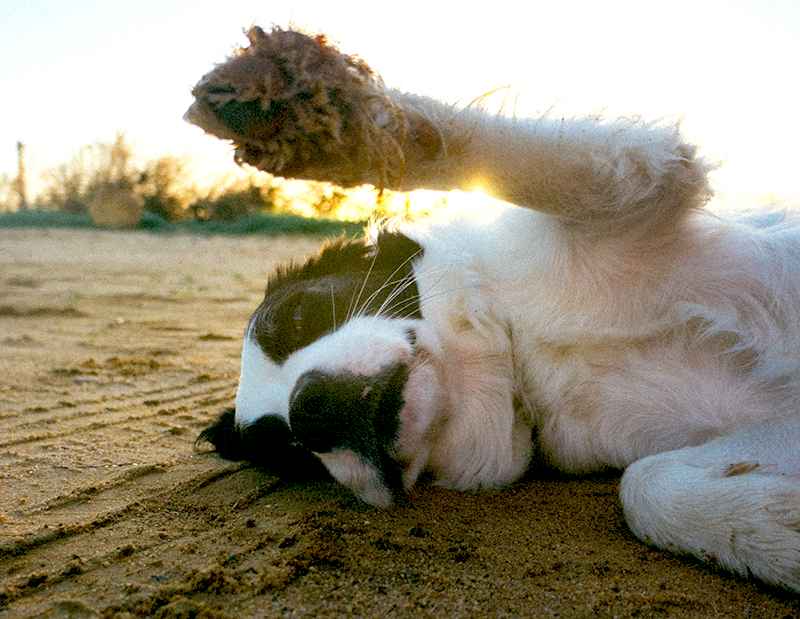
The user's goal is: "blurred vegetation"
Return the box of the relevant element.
[0,208,365,237]
[0,134,453,231]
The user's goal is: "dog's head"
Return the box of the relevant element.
[198,231,447,506]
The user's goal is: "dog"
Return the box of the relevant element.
[188,26,800,592]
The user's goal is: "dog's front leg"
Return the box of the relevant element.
[620,416,800,592]
[186,26,714,236]
[422,110,715,237]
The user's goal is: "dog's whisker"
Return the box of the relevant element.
[382,284,479,321]
[369,259,471,321]
[347,248,380,323]
[374,278,418,320]
[350,246,424,320]
[331,282,337,331]
[353,274,404,320]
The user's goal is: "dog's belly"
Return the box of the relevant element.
[520,333,785,473]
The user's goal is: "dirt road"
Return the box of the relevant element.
[1,228,797,618]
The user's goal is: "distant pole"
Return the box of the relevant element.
[15,141,28,210]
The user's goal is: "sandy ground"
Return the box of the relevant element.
[1,227,799,618]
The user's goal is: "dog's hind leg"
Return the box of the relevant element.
[186,26,714,237]
[620,415,800,592]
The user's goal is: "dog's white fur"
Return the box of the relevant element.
[234,102,800,591]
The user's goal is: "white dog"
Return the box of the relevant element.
[189,27,800,592]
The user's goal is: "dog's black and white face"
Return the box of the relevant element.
[200,231,449,506]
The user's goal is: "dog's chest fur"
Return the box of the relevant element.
[405,204,800,474]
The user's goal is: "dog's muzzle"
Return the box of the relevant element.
[288,364,409,499]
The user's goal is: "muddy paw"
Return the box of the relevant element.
[185,26,405,187]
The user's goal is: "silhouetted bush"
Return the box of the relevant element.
[192,185,273,221]
[138,154,197,221]
[5,133,401,224]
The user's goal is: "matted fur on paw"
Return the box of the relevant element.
[184,26,408,188]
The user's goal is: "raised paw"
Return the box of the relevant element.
[185,26,406,187]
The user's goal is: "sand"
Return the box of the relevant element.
[1,228,798,618]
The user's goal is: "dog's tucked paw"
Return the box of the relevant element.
[196,408,330,481]
[621,454,800,593]
[185,26,405,188]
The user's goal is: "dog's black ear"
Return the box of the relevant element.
[196,408,245,460]
[197,408,330,480]
[374,231,424,271]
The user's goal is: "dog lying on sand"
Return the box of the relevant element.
[187,26,800,592]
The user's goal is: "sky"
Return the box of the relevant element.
[2,0,799,207]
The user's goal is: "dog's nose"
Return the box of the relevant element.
[288,370,374,453]
[288,366,408,454]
